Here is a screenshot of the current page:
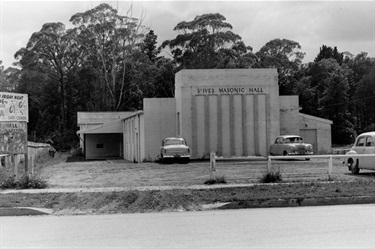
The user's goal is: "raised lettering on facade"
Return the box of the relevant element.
[194,86,266,95]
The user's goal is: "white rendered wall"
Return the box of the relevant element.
[279,96,300,135]
[175,69,280,158]
[300,114,332,153]
[123,113,144,162]
[143,98,176,161]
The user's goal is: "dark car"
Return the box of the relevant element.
[269,135,313,157]
[160,137,190,164]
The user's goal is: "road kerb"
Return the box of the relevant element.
[0,207,53,216]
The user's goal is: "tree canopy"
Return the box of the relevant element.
[2,5,375,148]
[255,38,305,95]
[162,13,255,69]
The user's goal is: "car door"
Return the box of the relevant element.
[362,136,375,169]
[270,138,283,155]
[353,136,366,168]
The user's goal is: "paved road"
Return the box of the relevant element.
[1,204,374,248]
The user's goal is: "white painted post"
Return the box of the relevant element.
[267,157,272,173]
[328,155,333,178]
[29,155,34,176]
[210,152,216,178]
[14,155,19,180]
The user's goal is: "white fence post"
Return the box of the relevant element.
[328,155,333,178]
[267,157,272,173]
[210,152,216,178]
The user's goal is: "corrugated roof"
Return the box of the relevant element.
[299,113,333,124]
[77,112,135,125]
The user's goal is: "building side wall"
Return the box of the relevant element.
[123,112,145,163]
[143,98,176,161]
[279,96,300,135]
[123,113,143,162]
[299,115,332,153]
[85,133,122,160]
[175,69,279,158]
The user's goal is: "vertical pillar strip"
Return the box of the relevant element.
[265,94,270,155]
[191,96,198,158]
[230,94,235,156]
[217,95,222,156]
[242,95,248,156]
[253,95,259,156]
[204,96,210,155]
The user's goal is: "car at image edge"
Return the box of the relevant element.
[269,135,313,158]
[345,131,375,174]
[160,137,190,164]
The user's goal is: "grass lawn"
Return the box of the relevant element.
[1,152,375,215]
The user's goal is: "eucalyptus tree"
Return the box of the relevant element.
[70,3,146,111]
[314,45,343,65]
[162,13,255,69]
[297,58,355,144]
[141,30,161,63]
[316,59,354,144]
[0,61,20,92]
[255,38,305,95]
[141,30,176,98]
[14,22,80,136]
[352,67,375,132]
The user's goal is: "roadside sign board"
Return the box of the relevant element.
[0,122,27,154]
[0,92,28,155]
[0,92,28,122]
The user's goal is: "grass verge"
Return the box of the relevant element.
[1,180,375,215]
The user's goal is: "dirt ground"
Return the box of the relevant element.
[2,153,375,215]
[40,153,374,189]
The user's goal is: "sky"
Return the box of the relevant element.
[0,0,374,69]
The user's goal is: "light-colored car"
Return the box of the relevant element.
[345,131,375,174]
[160,137,190,164]
[269,135,313,157]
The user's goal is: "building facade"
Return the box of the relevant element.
[77,69,332,161]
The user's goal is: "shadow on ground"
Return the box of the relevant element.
[65,155,87,163]
[65,155,126,163]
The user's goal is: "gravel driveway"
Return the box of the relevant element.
[40,154,374,189]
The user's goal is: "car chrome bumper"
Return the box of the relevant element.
[289,152,314,155]
[163,155,190,158]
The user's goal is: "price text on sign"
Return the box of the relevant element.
[0,92,28,122]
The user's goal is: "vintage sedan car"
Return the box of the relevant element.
[345,131,375,174]
[269,135,313,157]
[160,137,190,164]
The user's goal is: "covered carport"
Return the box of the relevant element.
[77,120,124,160]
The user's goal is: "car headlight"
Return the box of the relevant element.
[289,146,296,151]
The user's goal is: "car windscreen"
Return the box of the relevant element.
[164,140,185,146]
[284,137,303,143]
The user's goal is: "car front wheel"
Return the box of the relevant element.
[349,159,360,174]
[161,156,168,164]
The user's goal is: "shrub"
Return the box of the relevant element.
[260,168,282,183]
[204,175,227,185]
[0,173,47,189]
